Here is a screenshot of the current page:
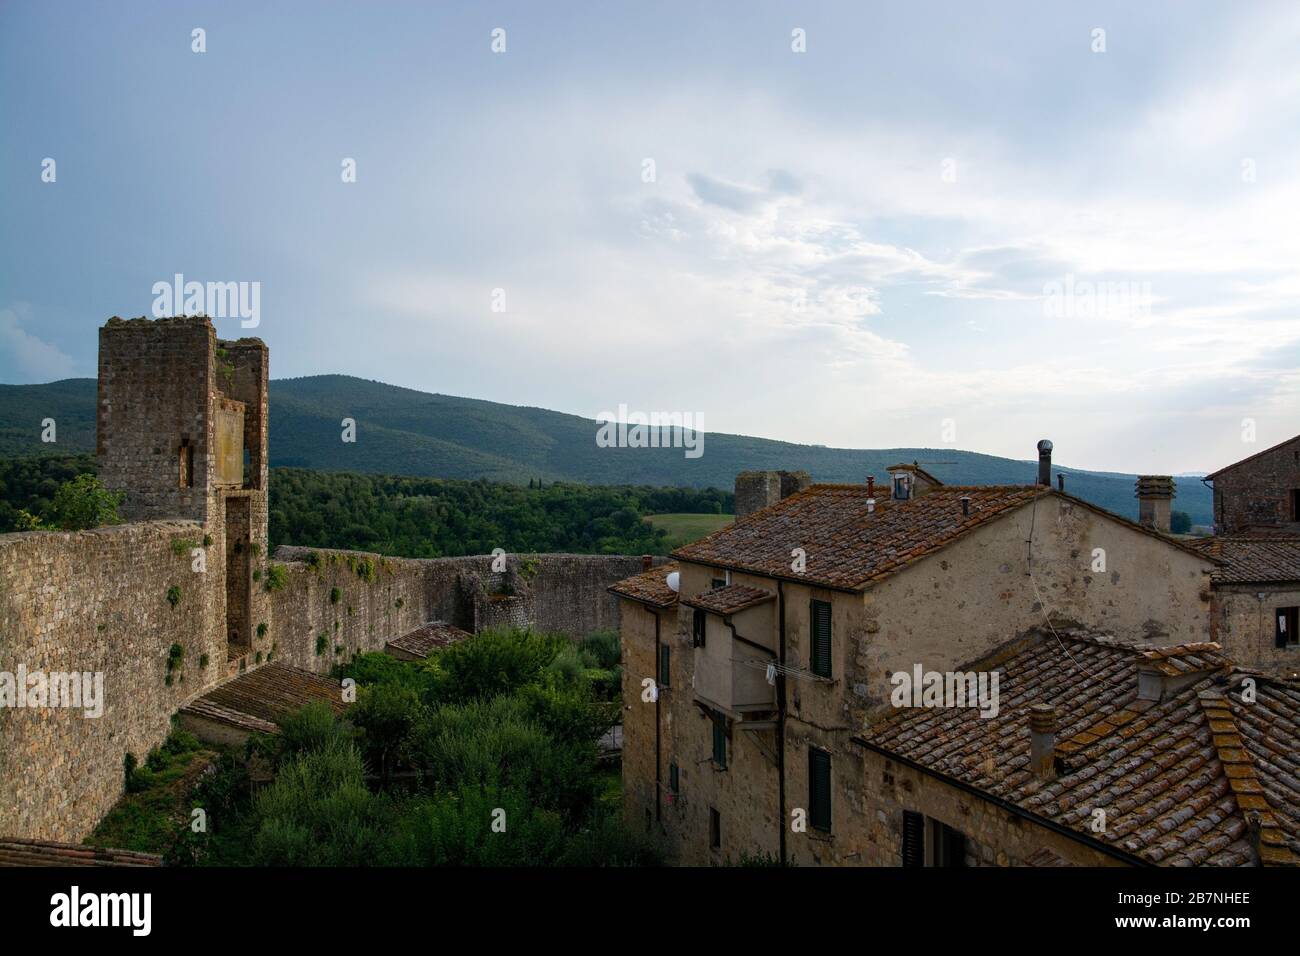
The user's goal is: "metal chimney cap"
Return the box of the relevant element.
[1037,439,1053,453]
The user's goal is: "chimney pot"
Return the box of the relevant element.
[1036,440,1053,487]
[1028,703,1057,780]
[959,495,971,517]
[866,475,875,496]
[641,554,653,572]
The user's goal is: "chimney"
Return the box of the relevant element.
[959,495,971,517]
[1036,440,1053,487]
[641,554,653,572]
[1135,476,1176,533]
[866,475,875,497]
[1056,473,1064,492]
[1028,703,1057,780]
[735,470,811,520]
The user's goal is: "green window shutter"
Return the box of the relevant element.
[901,811,924,867]
[809,748,832,832]
[659,644,670,686]
[810,600,832,677]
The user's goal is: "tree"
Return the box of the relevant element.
[1170,510,1192,535]
[20,474,124,531]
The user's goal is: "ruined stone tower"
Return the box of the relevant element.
[97,315,270,668]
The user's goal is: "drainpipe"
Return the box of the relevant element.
[777,580,787,865]
[654,609,662,824]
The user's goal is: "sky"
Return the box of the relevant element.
[1,1,1298,474]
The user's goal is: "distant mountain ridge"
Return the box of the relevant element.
[0,375,1213,524]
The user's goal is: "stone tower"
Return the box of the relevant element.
[97,315,270,669]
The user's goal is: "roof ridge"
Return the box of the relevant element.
[1197,688,1299,866]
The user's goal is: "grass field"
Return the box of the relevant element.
[645,513,733,550]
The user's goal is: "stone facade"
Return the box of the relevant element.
[1210,436,1300,533]
[1212,585,1300,675]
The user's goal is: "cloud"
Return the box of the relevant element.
[0,306,77,383]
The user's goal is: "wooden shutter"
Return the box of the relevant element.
[809,748,832,832]
[810,600,832,677]
[712,713,727,769]
[901,811,924,867]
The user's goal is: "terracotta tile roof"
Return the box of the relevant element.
[1192,535,1300,584]
[385,620,471,659]
[673,484,1214,591]
[682,583,776,615]
[0,838,162,867]
[180,663,347,734]
[857,631,1300,866]
[608,562,679,609]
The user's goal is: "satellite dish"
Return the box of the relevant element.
[666,571,680,593]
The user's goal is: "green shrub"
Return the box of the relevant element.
[431,627,568,704]
[277,701,352,761]
[352,683,423,780]
[251,740,395,866]
[166,585,181,608]
[329,586,341,604]
[557,812,665,867]
[263,563,288,592]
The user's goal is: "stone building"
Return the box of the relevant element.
[1207,434,1300,534]
[611,451,1219,865]
[1195,532,1300,678]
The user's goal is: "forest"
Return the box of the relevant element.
[0,455,733,556]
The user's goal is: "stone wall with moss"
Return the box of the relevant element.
[0,520,223,842]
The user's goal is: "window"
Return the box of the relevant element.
[901,811,924,867]
[809,748,832,833]
[709,807,721,850]
[1277,607,1299,648]
[711,711,727,769]
[692,608,706,648]
[659,644,671,686]
[711,577,727,590]
[668,762,679,793]
[1291,489,1300,522]
[901,811,967,867]
[929,819,967,867]
[178,439,194,488]
[810,600,833,678]
[893,474,910,500]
